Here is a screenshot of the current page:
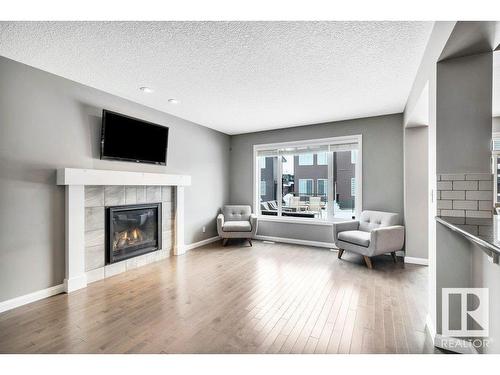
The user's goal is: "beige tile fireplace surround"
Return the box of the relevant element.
[57,168,191,293]
[84,185,174,283]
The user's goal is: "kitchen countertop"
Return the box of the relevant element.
[436,216,500,262]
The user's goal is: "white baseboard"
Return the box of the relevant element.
[185,236,221,251]
[254,235,336,249]
[0,284,64,314]
[63,274,87,293]
[404,256,429,265]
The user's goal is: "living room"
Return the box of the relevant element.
[1,1,500,373]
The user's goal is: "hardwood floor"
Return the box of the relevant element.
[0,240,433,354]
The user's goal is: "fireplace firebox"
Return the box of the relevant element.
[106,203,162,264]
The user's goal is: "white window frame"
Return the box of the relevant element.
[253,135,362,225]
[298,179,313,196]
[317,151,328,165]
[351,150,357,164]
[260,180,266,196]
[317,179,328,196]
[351,177,356,197]
[259,157,266,169]
[298,153,313,166]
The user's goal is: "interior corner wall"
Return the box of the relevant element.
[229,113,404,244]
[436,53,493,174]
[404,126,429,260]
[435,51,500,352]
[403,21,456,338]
[0,56,231,303]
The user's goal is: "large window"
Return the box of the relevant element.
[260,181,266,196]
[298,153,313,166]
[254,135,362,221]
[317,179,328,196]
[317,152,328,165]
[299,179,313,195]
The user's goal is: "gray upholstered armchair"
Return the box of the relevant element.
[332,210,404,269]
[217,205,258,246]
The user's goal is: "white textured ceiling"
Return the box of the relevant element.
[0,21,433,134]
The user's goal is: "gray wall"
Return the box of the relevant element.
[435,51,500,353]
[436,223,500,353]
[436,53,493,174]
[404,126,429,260]
[403,21,456,340]
[229,113,404,244]
[0,56,230,302]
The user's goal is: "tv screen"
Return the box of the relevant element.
[101,110,169,165]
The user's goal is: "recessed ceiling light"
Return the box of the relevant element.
[139,86,154,93]
[168,99,180,104]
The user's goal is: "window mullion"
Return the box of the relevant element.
[327,151,334,219]
[277,151,283,217]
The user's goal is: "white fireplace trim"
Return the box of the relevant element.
[57,168,191,293]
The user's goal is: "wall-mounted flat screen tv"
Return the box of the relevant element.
[100,110,169,165]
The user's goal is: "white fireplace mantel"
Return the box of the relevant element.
[57,168,191,186]
[56,168,191,293]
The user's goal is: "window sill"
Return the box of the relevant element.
[257,215,353,226]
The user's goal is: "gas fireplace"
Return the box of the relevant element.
[106,203,162,264]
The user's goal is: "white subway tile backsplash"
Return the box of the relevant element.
[453,200,477,210]
[465,173,492,181]
[465,210,492,218]
[478,180,493,190]
[440,173,465,181]
[466,190,492,201]
[437,181,452,190]
[441,191,465,200]
[437,200,452,209]
[478,200,493,211]
[453,180,478,190]
[441,209,465,217]
[466,217,490,225]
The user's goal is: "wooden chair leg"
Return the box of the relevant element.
[337,249,344,259]
[248,238,253,247]
[363,256,373,269]
[391,251,397,263]
[222,238,228,246]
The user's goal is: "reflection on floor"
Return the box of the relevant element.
[0,240,435,353]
